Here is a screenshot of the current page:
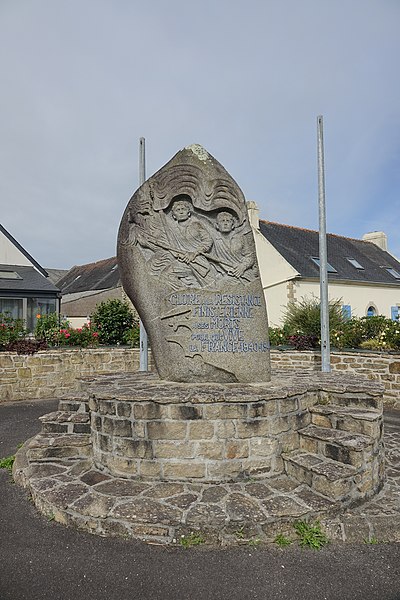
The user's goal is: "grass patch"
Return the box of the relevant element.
[0,455,15,474]
[179,532,206,548]
[293,520,328,550]
[274,533,292,547]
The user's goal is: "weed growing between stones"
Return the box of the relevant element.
[247,537,261,547]
[179,532,206,548]
[0,455,15,474]
[364,536,380,544]
[293,520,328,550]
[274,534,292,547]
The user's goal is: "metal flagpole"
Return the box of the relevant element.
[139,137,149,372]
[317,116,331,372]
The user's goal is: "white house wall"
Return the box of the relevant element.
[251,228,299,326]
[293,280,400,321]
[0,231,33,267]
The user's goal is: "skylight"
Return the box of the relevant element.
[346,258,364,270]
[0,270,22,280]
[386,268,400,280]
[311,257,337,273]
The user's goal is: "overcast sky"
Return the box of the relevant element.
[1,0,399,269]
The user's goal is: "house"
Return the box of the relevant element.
[56,257,133,327]
[0,223,61,331]
[247,202,400,327]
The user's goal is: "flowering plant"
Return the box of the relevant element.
[0,313,27,349]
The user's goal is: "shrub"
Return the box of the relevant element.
[0,313,27,349]
[35,313,69,345]
[283,296,345,339]
[269,325,291,347]
[91,299,137,345]
[332,316,400,351]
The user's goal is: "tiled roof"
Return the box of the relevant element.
[259,221,400,285]
[57,257,120,294]
[0,264,60,295]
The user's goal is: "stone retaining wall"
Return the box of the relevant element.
[270,349,400,407]
[0,348,143,402]
[0,347,399,406]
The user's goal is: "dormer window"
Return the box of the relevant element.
[386,268,400,280]
[311,257,337,273]
[0,270,22,280]
[346,258,364,270]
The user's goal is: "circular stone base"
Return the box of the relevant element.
[12,369,391,546]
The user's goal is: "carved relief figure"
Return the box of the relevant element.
[211,210,258,282]
[134,195,215,290]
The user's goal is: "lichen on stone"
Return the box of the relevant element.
[185,144,210,162]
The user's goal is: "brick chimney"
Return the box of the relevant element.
[362,231,388,251]
[247,201,260,229]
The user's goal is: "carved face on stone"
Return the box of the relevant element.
[216,211,235,233]
[171,199,191,222]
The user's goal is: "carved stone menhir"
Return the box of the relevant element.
[117,144,270,383]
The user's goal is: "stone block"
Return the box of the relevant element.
[114,438,152,459]
[278,396,299,414]
[169,404,203,420]
[104,455,138,477]
[153,441,195,459]
[206,460,243,480]
[113,419,132,437]
[241,458,273,478]
[188,421,215,439]
[134,402,166,420]
[215,421,236,439]
[98,400,116,415]
[205,404,247,419]
[225,441,249,459]
[139,460,162,478]
[312,472,353,500]
[196,441,224,460]
[117,402,132,418]
[162,461,206,479]
[312,414,332,428]
[249,438,278,457]
[268,416,291,435]
[247,401,277,418]
[147,421,187,440]
[235,420,269,439]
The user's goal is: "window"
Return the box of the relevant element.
[346,258,364,270]
[342,305,351,320]
[392,306,399,321]
[386,268,400,280]
[0,270,22,280]
[27,298,57,332]
[311,257,337,273]
[0,298,23,320]
[367,306,377,317]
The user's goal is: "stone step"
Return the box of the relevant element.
[298,424,374,468]
[310,404,382,438]
[283,450,357,501]
[26,433,92,462]
[318,390,382,411]
[58,397,89,413]
[39,411,90,434]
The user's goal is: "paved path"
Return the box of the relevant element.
[1,399,400,600]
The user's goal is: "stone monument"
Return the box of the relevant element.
[117,144,270,383]
[13,144,385,546]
